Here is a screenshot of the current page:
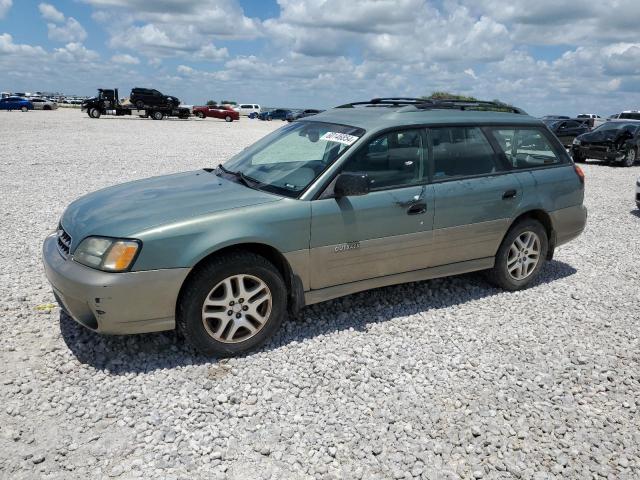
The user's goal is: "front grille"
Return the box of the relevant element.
[57,226,72,257]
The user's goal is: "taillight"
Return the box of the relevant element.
[574,165,585,186]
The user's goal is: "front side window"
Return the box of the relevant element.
[342,129,424,189]
[431,127,500,180]
[223,122,364,197]
[490,128,562,169]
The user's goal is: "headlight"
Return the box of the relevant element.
[73,237,141,272]
[573,138,581,146]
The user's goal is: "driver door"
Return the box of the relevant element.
[309,129,434,289]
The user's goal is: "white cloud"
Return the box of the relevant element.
[464,68,478,80]
[47,17,88,43]
[0,0,11,19]
[0,33,46,56]
[38,3,64,22]
[39,4,88,43]
[111,53,140,64]
[53,42,99,62]
[195,44,229,61]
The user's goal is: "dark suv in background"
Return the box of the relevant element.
[543,118,591,147]
[130,88,180,110]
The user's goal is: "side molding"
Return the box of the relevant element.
[304,257,494,305]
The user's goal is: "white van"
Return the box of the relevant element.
[234,103,261,116]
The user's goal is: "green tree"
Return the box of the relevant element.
[206,100,217,106]
[420,92,516,112]
[220,100,237,105]
[420,91,478,101]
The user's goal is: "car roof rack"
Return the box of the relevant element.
[336,97,526,114]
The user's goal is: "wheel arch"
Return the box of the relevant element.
[176,242,304,321]
[507,209,556,260]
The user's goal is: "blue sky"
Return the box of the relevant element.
[2,0,640,115]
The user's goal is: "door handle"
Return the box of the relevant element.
[407,202,427,215]
[502,189,517,200]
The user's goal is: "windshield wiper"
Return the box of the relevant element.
[216,164,262,189]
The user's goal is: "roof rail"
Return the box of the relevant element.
[336,97,526,114]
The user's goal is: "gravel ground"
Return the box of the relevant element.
[0,108,639,480]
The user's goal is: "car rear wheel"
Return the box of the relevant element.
[622,147,637,167]
[21,106,28,112]
[487,219,548,291]
[196,111,205,119]
[151,111,164,120]
[177,252,287,357]
[225,115,232,122]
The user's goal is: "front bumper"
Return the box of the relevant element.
[572,145,622,162]
[42,234,190,334]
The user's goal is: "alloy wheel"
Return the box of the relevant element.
[507,231,541,280]
[201,274,272,343]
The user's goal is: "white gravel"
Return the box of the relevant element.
[1,108,639,479]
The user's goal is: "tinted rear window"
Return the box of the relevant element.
[489,128,564,169]
[431,127,501,180]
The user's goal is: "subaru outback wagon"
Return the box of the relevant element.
[43,98,587,357]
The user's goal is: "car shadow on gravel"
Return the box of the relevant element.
[60,260,577,374]
[631,209,640,219]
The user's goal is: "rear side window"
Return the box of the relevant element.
[241,104,252,109]
[430,127,500,180]
[490,128,562,169]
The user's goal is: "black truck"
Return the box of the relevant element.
[81,88,190,120]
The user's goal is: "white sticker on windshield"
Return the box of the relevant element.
[320,132,359,146]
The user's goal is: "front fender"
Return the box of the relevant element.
[132,199,311,271]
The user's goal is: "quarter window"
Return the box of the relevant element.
[342,129,424,189]
[430,127,500,180]
[491,128,561,168]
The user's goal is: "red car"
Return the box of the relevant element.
[193,105,239,122]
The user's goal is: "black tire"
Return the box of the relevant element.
[151,111,164,121]
[135,100,145,109]
[621,147,637,167]
[177,252,287,357]
[487,218,548,291]
[21,106,28,112]
[572,151,584,163]
[43,105,51,111]
[196,111,205,119]
[225,115,232,122]
[89,108,101,119]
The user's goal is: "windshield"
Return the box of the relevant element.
[619,112,640,120]
[593,122,639,132]
[223,121,365,197]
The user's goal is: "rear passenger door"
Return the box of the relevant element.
[429,126,521,266]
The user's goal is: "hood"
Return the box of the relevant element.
[61,170,281,245]
[577,129,621,144]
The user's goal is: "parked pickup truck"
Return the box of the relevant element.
[82,88,191,120]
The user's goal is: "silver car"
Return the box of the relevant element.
[29,98,58,110]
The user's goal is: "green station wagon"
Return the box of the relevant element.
[43,98,587,356]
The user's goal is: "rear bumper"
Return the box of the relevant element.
[551,204,587,247]
[42,234,190,334]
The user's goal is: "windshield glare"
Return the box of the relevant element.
[223,121,364,197]
[593,122,638,132]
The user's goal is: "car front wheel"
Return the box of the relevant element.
[487,219,548,291]
[177,252,287,357]
[21,106,28,112]
[196,111,205,119]
[622,147,637,167]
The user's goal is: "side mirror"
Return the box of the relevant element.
[334,172,370,197]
